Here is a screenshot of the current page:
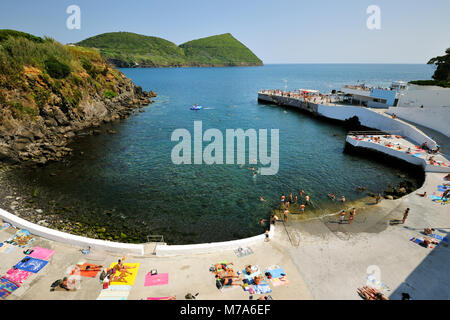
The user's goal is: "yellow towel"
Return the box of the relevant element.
[109,263,140,286]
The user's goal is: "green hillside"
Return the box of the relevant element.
[76,32,263,67]
[180,33,263,66]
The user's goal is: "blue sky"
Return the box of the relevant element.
[1,0,449,63]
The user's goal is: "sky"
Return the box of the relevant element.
[0,0,449,64]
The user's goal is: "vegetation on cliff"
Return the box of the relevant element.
[410,46,450,88]
[0,29,154,164]
[76,32,263,67]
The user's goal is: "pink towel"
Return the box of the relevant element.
[144,273,169,286]
[146,296,175,300]
[29,246,55,260]
[4,269,32,284]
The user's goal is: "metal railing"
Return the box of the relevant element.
[347,130,402,136]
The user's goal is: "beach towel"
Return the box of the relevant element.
[29,246,55,260]
[0,276,20,299]
[410,237,422,244]
[430,234,449,242]
[109,262,140,286]
[14,257,48,273]
[242,265,261,280]
[248,284,272,294]
[147,296,176,300]
[0,223,11,232]
[411,153,422,158]
[4,269,32,284]
[264,265,289,287]
[0,276,20,291]
[96,289,130,300]
[430,195,445,200]
[438,185,449,190]
[366,275,390,294]
[102,285,132,291]
[0,243,11,253]
[145,273,169,287]
[410,237,439,248]
[70,263,102,278]
[264,265,286,279]
[270,276,290,287]
[5,229,34,248]
[234,247,254,258]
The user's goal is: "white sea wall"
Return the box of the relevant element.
[0,208,145,255]
[386,106,450,138]
[317,105,437,149]
[397,84,450,109]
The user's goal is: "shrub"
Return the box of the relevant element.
[45,56,71,79]
[104,90,117,99]
[409,80,450,88]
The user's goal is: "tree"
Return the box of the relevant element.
[427,47,450,81]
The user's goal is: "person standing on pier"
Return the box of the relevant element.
[339,210,346,224]
[402,208,410,224]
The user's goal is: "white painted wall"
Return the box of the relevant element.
[346,137,450,173]
[386,107,450,138]
[397,84,450,108]
[0,208,145,255]
[317,105,437,149]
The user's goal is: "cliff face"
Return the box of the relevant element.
[0,31,156,165]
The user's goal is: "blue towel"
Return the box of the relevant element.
[410,237,422,244]
[411,153,422,158]
[431,234,449,242]
[438,185,449,190]
[430,195,445,200]
[14,257,48,273]
[0,277,20,292]
[264,267,286,279]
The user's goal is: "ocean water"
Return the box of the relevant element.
[7,64,434,244]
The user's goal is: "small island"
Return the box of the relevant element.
[75,32,263,68]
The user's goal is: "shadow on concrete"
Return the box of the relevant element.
[390,230,450,300]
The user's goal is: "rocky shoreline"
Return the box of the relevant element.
[0,82,156,166]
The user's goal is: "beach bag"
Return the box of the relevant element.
[151,269,158,275]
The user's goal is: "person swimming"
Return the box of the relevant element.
[329,193,336,200]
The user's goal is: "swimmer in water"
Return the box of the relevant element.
[294,195,298,203]
[305,195,310,205]
[260,196,265,201]
[341,196,346,202]
[329,193,336,200]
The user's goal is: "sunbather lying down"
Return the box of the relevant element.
[14,235,33,246]
[221,277,243,287]
[253,275,264,285]
[112,259,135,275]
[73,264,103,272]
[214,262,233,272]
[422,237,439,247]
[215,269,239,279]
